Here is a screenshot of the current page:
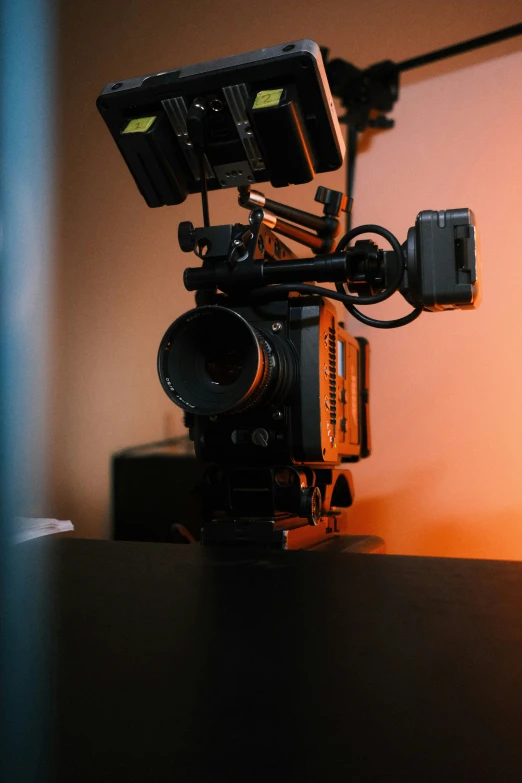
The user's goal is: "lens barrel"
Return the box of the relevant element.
[158,306,288,415]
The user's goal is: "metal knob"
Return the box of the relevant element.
[314,186,351,218]
[178,221,195,253]
[300,486,322,526]
[251,428,269,447]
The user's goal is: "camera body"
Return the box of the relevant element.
[159,296,369,468]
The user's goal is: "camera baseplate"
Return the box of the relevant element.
[200,466,354,549]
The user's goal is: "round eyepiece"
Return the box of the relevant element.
[158,306,276,415]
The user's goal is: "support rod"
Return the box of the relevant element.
[397,22,522,73]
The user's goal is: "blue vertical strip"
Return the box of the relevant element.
[0,0,55,780]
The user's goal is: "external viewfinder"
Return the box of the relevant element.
[97,40,345,207]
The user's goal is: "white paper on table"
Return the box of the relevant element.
[13,518,74,544]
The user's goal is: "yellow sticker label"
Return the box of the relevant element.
[122,116,157,134]
[253,89,284,110]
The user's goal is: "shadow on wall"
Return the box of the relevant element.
[352,491,522,561]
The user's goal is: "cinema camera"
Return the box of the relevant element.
[98,40,480,549]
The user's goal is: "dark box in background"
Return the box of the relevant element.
[112,442,206,542]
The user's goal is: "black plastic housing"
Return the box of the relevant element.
[404,208,480,311]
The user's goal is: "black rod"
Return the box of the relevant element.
[396,22,522,73]
[345,126,358,235]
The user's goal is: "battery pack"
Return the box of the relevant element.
[118,113,188,207]
[247,84,316,187]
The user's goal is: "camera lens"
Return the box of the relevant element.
[205,347,242,385]
[158,306,283,415]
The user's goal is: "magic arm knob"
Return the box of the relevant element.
[314,186,352,218]
[178,221,196,253]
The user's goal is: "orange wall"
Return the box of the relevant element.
[51,0,522,557]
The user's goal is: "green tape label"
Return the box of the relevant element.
[253,89,284,109]
[122,116,157,134]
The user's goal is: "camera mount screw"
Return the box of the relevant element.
[251,428,269,447]
[272,410,283,420]
[271,322,282,333]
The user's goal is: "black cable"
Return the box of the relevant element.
[248,282,391,308]
[248,224,404,310]
[345,298,423,329]
[198,151,210,228]
[249,281,423,328]
[249,282,361,303]
[397,22,522,73]
[186,98,210,228]
[334,226,423,328]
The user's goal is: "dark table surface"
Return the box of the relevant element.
[35,539,522,781]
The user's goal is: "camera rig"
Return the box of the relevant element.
[98,39,480,549]
[158,187,478,547]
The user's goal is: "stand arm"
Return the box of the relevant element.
[397,22,522,73]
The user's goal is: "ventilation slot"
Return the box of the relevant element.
[328,325,337,431]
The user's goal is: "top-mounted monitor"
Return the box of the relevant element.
[96,40,345,207]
